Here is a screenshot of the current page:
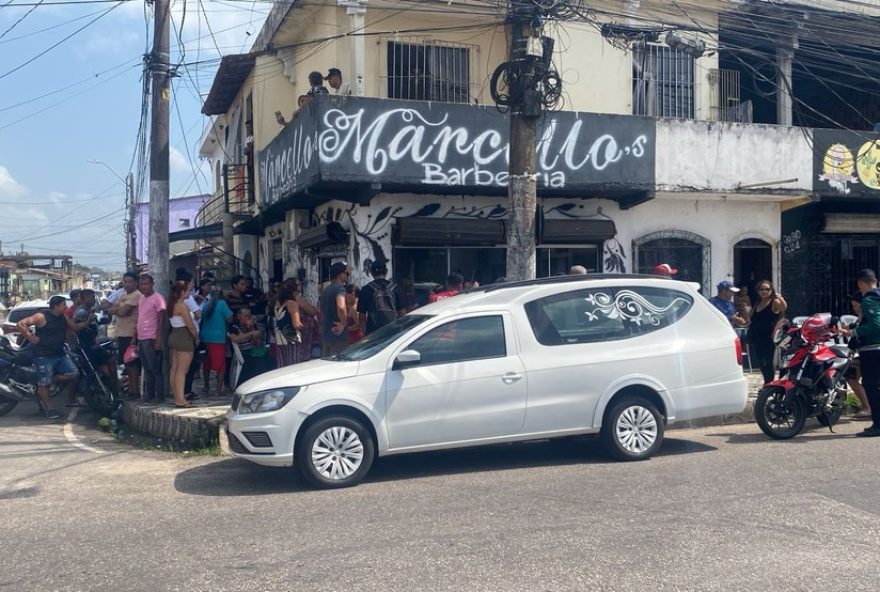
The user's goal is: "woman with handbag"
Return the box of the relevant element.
[273,287,304,367]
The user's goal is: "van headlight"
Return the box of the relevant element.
[237,387,301,414]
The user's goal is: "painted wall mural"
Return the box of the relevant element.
[814,129,880,196]
[259,96,656,208]
[303,197,625,288]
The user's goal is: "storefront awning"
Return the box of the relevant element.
[540,219,617,244]
[394,217,505,246]
[298,222,349,249]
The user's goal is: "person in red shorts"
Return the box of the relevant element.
[199,287,234,395]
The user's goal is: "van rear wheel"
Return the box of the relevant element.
[600,396,664,461]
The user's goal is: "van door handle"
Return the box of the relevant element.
[502,372,523,384]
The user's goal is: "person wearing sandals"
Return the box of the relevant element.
[167,281,199,408]
[273,287,304,367]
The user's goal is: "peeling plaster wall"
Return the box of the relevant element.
[656,119,813,194]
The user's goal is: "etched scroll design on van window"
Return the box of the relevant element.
[584,290,689,326]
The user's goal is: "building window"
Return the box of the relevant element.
[178,218,191,228]
[632,43,695,119]
[386,40,472,104]
[633,230,711,295]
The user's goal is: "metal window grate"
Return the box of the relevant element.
[385,39,476,104]
[632,43,695,119]
[709,68,749,122]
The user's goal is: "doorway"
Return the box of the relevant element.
[734,239,772,303]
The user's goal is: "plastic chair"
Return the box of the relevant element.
[228,335,244,389]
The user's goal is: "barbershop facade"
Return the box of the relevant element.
[251,96,788,301]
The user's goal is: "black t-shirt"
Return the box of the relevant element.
[356,279,399,334]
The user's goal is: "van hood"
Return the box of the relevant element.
[235,357,360,395]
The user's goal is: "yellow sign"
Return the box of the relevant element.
[856,140,880,190]
[818,143,857,194]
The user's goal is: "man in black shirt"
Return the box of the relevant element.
[17,296,82,419]
[358,260,404,335]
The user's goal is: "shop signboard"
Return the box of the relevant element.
[259,96,656,209]
[813,128,880,197]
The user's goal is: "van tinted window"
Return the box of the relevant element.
[525,286,693,345]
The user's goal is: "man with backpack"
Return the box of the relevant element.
[357,260,404,335]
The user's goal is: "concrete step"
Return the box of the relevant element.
[122,398,229,450]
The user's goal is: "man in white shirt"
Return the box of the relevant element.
[325,67,352,95]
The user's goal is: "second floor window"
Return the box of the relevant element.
[632,43,695,119]
[387,40,471,104]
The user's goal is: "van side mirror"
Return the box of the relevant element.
[393,349,421,370]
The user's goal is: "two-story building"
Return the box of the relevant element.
[196,0,880,314]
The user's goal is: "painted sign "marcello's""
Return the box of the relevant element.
[258,96,656,208]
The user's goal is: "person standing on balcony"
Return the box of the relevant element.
[244,119,255,205]
[325,67,352,96]
[306,71,329,96]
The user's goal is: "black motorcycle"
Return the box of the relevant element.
[0,335,120,417]
[70,339,121,416]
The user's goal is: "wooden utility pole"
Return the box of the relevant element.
[149,0,171,293]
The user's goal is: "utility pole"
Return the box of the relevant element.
[125,172,137,271]
[149,0,171,294]
[493,2,561,281]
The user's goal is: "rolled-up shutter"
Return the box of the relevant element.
[298,222,349,249]
[540,219,616,244]
[394,217,505,246]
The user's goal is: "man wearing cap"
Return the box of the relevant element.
[841,268,880,437]
[357,260,404,335]
[319,262,350,356]
[325,67,352,96]
[710,280,747,327]
[654,263,677,277]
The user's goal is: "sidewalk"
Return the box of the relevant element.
[120,372,772,451]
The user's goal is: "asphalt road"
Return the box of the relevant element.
[1,401,879,592]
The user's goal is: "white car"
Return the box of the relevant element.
[227,275,747,488]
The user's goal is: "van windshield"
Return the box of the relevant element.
[335,315,431,361]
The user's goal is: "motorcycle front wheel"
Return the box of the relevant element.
[83,375,119,417]
[755,386,807,440]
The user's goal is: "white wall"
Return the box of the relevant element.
[656,119,813,194]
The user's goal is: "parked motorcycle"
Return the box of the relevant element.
[0,335,120,417]
[754,313,852,439]
[0,334,62,416]
[69,339,121,416]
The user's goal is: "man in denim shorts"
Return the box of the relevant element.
[16,295,82,420]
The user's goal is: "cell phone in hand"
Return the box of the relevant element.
[275,111,285,125]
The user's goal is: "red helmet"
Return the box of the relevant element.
[801,313,834,343]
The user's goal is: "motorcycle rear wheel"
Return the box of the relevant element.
[755,386,807,440]
[0,396,17,417]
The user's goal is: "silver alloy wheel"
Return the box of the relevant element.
[311,426,365,481]
[615,405,658,454]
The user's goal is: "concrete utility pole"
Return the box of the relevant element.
[125,172,137,271]
[149,0,171,294]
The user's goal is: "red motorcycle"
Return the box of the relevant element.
[754,313,852,439]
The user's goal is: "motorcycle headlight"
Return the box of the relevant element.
[237,387,301,415]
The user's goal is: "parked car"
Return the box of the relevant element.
[226,275,748,488]
[2,300,50,335]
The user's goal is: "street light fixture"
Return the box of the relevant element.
[87,159,137,270]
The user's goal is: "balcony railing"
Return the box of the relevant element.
[196,163,256,228]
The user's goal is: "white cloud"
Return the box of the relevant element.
[48,191,66,204]
[0,165,28,200]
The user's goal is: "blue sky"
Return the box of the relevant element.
[0,0,267,271]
